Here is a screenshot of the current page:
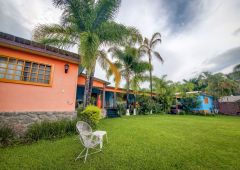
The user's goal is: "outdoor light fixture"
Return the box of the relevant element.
[64,64,69,73]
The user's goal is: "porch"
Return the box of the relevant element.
[76,85,136,117]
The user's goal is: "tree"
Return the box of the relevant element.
[139,32,164,97]
[33,0,139,107]
[152,75,175,112]
[108,45,150,114]
[205,73,238,99]
[233,64,240,72]
[228,64,240,82]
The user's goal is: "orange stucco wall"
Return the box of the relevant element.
[77,76,105,88]
[0,46,78,112]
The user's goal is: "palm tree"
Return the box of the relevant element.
[139,32,164,97]
[233,64,240,72]
[108,45,150,114]
[33,0,139,107]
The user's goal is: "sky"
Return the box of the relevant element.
[0,0,240,87]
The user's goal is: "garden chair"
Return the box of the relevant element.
[75,121,106,163]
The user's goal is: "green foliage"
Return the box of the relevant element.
[77,105,101,129]
[116,102,126,116]
[180,94,201,112]
[25,119,77,142]
[177,71,240,98]
[0,125,15,147]
[108,45,150,109]
[136,95,155,114]
[152,76,175,112]
[33,0,141,107]
[33,0,138,86]
[205,73,239,99]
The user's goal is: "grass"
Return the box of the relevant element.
[1,115,240,170]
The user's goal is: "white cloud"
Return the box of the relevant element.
[0,0,240,87]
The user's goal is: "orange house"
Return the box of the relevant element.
[0,32,154,132]
[0,32,80,132]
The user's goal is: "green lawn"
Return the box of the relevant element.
[1,115,240,170]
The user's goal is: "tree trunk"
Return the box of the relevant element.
[126,71,130,115]
[83,71,91,108]
[149,56,153,98]
[86,66,96,106]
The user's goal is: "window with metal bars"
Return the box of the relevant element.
[0,55,52,85]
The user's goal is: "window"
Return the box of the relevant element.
[0,55,52,86]
[204,97,209,104]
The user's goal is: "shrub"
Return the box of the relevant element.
[137,95,155,114]
[0,125,15,147]
[77,105,101,129]
[117,102,126,116]
[25,119,77,142]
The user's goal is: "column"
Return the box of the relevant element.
[113,92,117,108]
[102,86,106,109]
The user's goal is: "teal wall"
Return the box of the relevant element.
[193,94,214,112]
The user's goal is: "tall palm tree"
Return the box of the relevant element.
[33,0,139,107]
[139,32,164,97]
[108,45,150,114]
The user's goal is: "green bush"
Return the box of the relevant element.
[137,95,155,114]
[117,102,126,116]
[25,119,77,142]
[0,125,15,147]
[77,105,101,129]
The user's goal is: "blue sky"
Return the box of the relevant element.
[0,0,239,87]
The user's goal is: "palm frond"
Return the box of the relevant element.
[150,38,161,49]
[67,0,95,31]
[139,44,150,54]
[108,46,125,61]
[98,50,121,87]
[33,24,77,40]
[153,51,164,63]
[97,21,139,46]
[150,32,161,44]
[143,38,149,45]
[79,32,100,71]
[132,61,151,74]
[33,24,78,48]
[233,64,240,72]
[52,0,70,9]
[39,37,76,49]
[93,0,121,29]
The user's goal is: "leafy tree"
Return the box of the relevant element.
[233,64,240,72]
[228,64,240,82]
[206,73,239,98]
[139,32,164,97]
[108,45,150,113]
[152,75,175,112]
[180,93,201,113]
[33,0,139,107]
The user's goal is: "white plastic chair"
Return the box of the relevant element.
[75,121,102,163]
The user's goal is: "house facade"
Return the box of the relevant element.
[0,32,145,133]
[218,96,240,115]
[192,94,214,113]
[175,92,214,113]
[0,32,80,133]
